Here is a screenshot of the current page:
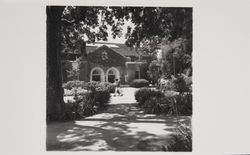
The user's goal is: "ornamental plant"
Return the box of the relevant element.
[130,79,149,88]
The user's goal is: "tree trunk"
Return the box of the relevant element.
[46,6,65,121]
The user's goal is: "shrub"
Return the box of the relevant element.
[160,78,176,92]
[135,88,192,116]
[93,88,111,107]
[144,97,171,114]
[63,92,97,120]
[80,93,97,116]
[62,82,112,120]
[174,93,192,116]
[148,60,162,84]
[135,88,165,106]
[62,80,87,90]
[106,83,116,93]
[130,79,149,88]
[167,123,192,151]
[63,98,84,120]
[64,87,87,96]
[98,82,116,93]
[174,74,192,93]
[87,81,115,93]
[87,82,112,107]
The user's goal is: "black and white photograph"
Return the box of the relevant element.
[46,6,192,151]
[1,0,250,154]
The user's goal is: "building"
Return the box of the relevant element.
[62,42,147,84]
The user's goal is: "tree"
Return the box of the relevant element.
[163,38,192,77]
[47,6,66,121]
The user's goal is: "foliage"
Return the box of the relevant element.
[92,89,111,107]
[106,83,116,93]
[62,81,113,120]
[130,79,149,88]
[123,8,192,47]
[135,88,165,106]
[135,88,192,115]
[174,74,192,94]
[62,80,87,90]
[158,74,192,94]
[162,38,192,77]
[63,95,87,120]
[61,60,73,82]
[80,93,97,116]
[167,123,192,151]
[61,7,192,55]
[174,93,192,116]
[64,87,87,96]
[86,81,112,107]
[63,101,81,120]
[159,77,176,92]
[61,6,130,52]
[66,58,82,80]
[144,97,171,114]
[63,88,111,120]
[147,60,162,84]
[87,81,115,93]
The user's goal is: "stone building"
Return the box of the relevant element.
[62,42,147,84]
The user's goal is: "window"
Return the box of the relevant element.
[108,70,116,83]
[92,69,101,81]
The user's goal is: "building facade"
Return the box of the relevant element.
[62,42,147,84]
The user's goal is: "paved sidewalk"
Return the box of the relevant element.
[47,87,191,151]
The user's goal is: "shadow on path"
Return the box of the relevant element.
[47,88,191,151]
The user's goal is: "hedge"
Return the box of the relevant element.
[62,80,87,90]
[130,79,149,88]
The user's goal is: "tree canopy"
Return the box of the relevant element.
[60,7,192,53]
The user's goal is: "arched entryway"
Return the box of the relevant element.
[90,67,105,82]
[106,67,120,83]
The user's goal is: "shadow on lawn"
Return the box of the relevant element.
[47,103,191,151]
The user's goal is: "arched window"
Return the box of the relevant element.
[92,69,101,82]
[108,70,116,83]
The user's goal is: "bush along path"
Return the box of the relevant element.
[47,87,192,151]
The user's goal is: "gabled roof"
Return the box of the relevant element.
[86,42,139,57]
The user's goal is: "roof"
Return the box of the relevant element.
[86,42,139,57]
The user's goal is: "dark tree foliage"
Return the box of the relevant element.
[121,7,192,48]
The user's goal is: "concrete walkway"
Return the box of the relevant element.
[47,87,191,151]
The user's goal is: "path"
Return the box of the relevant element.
[47,87,191,151]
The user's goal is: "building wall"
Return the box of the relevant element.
[65,45,148,84]
[125,63,137,83]
[125,62,148,83]
[79,60,147,84]
[79,61,127,83]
